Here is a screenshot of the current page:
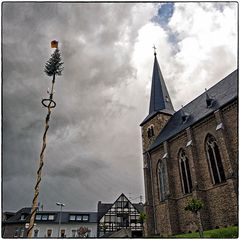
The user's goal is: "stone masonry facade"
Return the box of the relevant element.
[142,99,238,236]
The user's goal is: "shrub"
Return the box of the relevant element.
[209,227,238,238]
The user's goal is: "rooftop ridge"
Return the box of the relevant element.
[177,69,238,112]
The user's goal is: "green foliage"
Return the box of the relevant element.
[99,223,107,231]
[138,212,147,224]
[173,226,238,238]
[209,226,238,238]
[44,48,64,77]
[185,198,204,214]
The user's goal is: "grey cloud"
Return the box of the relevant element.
[3,2,148,211]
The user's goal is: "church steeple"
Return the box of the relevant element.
[149,52,174,114]
[140,50,174,152]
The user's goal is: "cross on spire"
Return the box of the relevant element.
[153,45,157,56]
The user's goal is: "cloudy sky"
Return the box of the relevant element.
[2,2,237,212]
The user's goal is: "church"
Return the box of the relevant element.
[140,51,238,236]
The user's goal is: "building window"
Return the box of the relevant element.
[47,229,52,238]
[34,229,39,237]
[147,125,155,138]
[76,215,82,221]
[205,134,226,184]
[20,227,25,237]
[20,214,25,220]
[61,229,65,238]
[35,214,55,221]
[41,215,48,221]
[69,215,76,221]
[72,229,77,237]
[179,149,192,194]
[48,215,55,220]
[158,160,168,201]
[82,215,89,221]
[14,227,19,237]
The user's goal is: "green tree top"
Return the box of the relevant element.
[185,198,204,214]
[44,48,64,77]
[138,212,147,224]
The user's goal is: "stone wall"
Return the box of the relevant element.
[143,100,238,236]
[141,113,172,152]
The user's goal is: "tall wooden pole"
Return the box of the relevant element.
[27,40,63,237]
[27,73,56,237]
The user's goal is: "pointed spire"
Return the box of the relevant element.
[149,51,174,114]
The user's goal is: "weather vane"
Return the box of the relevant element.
[27,40,64,238]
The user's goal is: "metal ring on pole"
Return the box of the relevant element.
[41,98,56,108]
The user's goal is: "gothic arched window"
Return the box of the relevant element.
[205,134,226,184]
[179,149,192,194]
[158,160,167,201]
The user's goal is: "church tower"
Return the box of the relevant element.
[140,51,174,152]
[140,50,174,236]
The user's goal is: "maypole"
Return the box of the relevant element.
[27,40,64,237]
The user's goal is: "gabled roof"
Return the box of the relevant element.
[140,53,175,126]
[148,69,238,152]
[97,193,144,221]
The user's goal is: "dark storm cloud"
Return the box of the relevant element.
[4,2,236,213]
[49,155,109,181]
[3,2,151,212]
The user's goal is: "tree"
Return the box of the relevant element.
[77,226,89,238]
[99,223,108,235]
[138,212,147,237]
[44,48,64,77]
[185,198,204,237]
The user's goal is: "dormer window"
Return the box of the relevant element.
[83,215,89,221]
[206,98,214,108]
[147,125,155,138]
[69,214,89,222]
[205,88,214,108]
[182,114,189,123]
[180,106,190,124]
[35,214,55,221]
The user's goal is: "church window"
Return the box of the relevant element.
[158,160,167,201]
[147,125,155,138]
[205,134,226,184]
[179,149,192,194]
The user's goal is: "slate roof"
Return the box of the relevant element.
[140,54,175,126]
[97,203,113,220]
[3,208,32,223]
[3,208,98,224]
[149,53,175,113]
[52,211,98,224]
[148,69,238,152]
